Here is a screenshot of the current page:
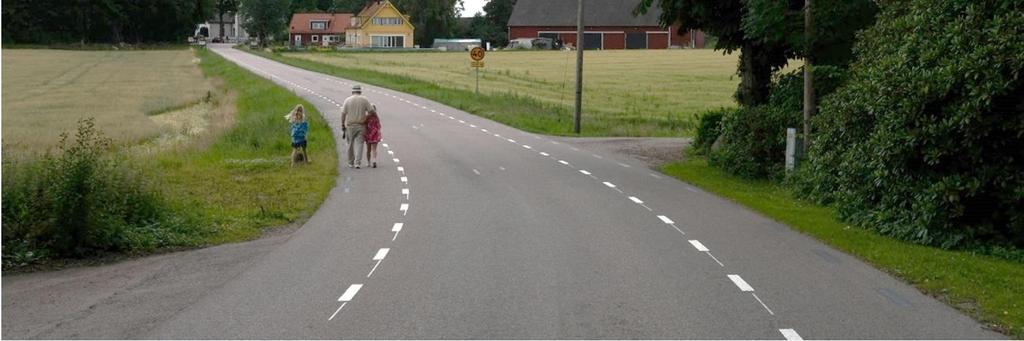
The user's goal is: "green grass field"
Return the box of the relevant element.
[1,48,337,265]
[662,158,1024,338]
[1,49,214,153]
[281,49,761,136]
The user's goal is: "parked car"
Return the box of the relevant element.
[506,37,556,50]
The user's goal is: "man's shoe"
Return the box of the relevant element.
[372,162,377,168]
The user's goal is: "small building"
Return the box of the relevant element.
[204,12,249,42]
[432,38,481,51]
[507,0,705,50]
[288,13,352,47]
[346,0,415,48]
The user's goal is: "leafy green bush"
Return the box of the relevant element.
[709,65,848,179]
[2,119,206,261]
[691,108,728,155]
[795,0,1024,249]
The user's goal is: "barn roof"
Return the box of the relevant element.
[508,0,666,27]
[288,13,353,34]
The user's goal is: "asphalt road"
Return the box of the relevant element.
[34,45,1008,339]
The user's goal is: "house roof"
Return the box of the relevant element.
[507,0,666,27]
[289,13,353,34]
[357,1,385,18]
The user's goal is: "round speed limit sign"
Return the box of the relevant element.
[470,47,485,61]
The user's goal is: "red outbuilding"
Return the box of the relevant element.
[289,13,353,47]
[507,0,704,49]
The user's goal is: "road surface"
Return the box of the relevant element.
[4,45,1004,340]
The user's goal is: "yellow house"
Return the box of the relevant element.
[346,0,415,48]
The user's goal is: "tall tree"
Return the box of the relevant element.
[241,0,291,46]
[215,0,239,38]
[329,0,365,13]
[482,0,515,46]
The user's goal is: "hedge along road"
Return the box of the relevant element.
[143,45,1001,339]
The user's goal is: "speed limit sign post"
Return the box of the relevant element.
[470,47,485,95]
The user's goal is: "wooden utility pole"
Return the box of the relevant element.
[573,0,584,134]
[802,0,815,153]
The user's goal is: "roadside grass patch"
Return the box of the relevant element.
[661,157,1024,338]
[248,48,752,137]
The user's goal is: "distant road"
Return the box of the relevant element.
[51,44,1010,339]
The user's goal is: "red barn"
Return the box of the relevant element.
[507,0,704,49]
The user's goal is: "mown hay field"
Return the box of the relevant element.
[285,49,754,136]
[2,49,213,153]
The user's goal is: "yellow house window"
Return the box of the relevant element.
[372,17,403,25]
[371,35,404,47]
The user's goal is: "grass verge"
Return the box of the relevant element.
[244,48,697,137]
[157,48,338,244]
[661,158,1023,338]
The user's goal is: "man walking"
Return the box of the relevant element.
[341,84,373,168]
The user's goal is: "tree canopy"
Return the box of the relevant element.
[393,0,464,47]
[241,0,291,45]
[2,0,215,44]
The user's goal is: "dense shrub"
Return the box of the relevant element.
[691,108,728,155]
[709,65,848,179]
[795,0,1024,249]
[2,119,206,262]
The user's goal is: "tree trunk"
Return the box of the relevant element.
[736,42,774,106]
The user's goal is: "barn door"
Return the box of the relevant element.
[626,33,646,49]
[583,33,602,50]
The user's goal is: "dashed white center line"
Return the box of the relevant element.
[628,196,644,204]
[400,176,408,184]
[391,223,403,241]
[603,182,617,188]
[401,188,410,199]
[592,154,604,159]
[618,162,632,168]
[393,158,400,164]
[367,248,390,277]
[472,169,481,175]
[459,120,466,124]
[727,274,754,292]
[779,329,803,341]
[570,147,580,151]
[579,170,591,175]
[388,150,395,155]
[469,124,477,128]
[507,139,517,143]
[752,293,776,315]
[338,284,363,302]
[688,240,709,252]
[522,145,532,149]
[657,215,674,224]
[481,129,489,132]
[400,203,409,215]
[559,160,570,165]
[540,152,550,157]
[650,173,663,179]
[397,166,405,174]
